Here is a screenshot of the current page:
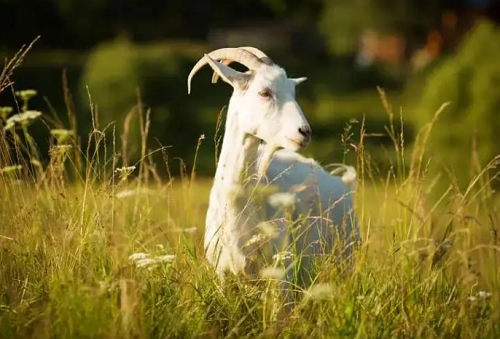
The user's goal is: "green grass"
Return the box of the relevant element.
[1,52,500,338]
[1,168,499,338]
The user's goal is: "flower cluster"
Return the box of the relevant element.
[467,290,492,301]
[128,251,175,270]
[4,110,41,131]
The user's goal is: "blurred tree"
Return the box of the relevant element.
[79,37,220,172]
[417,19,500,191]
[1,0,495,54]
[80,37,142,156]
[319,0,445,56]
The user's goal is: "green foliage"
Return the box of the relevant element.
[417,19,500,190]
[319,0,443,56]
[80,38,221,171]
[81,37,141,144]
[15,89,37,112]
[319,0,375,55]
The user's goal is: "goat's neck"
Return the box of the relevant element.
[214,108,260,188]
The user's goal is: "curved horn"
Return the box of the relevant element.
[237,47,273,65]
[187,48,264,94]
[212,47,273,84]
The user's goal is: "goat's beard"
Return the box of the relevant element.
[256,143,278,182]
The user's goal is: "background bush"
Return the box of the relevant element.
[417,19,500,190]
[79,38,222,172]
[80,37,142,152]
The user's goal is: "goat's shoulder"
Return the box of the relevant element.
[265,149,349,196]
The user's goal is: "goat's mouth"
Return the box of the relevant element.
[286,136,309,148]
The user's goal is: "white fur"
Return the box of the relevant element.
[189,51,359,287]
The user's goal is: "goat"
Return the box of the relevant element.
[187,47,359,290]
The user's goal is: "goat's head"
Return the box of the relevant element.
[187,47,311,151]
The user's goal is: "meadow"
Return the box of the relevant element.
[1,51,500,338]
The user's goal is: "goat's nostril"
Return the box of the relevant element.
[298,127,311,138]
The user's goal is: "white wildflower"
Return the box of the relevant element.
[183,227,197,234]
[306,283,335,300]
[467,296,477,302]
[156,244,165,251]
[272,251,294,262]
[156,255,176,263]
[260,266,285,279]
[116,189,138,199]
[128,252,149,262]
[15,89,37,99]
[135,258,158,268]
[50,129,74,142]
[147,264,159,271]
[4,110,42,131]
[114,166,136,180]
[356,295,365,301]
[115,187,155,199]
[268,192,296,209]
[478,291,492,298]
[129,251,174,269]
[115,166,136,173]
[18,110,41,120]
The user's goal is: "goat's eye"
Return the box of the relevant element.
[258,89,273,98]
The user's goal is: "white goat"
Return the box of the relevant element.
[187,47,359,287]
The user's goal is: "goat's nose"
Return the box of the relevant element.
[298,126,312,139]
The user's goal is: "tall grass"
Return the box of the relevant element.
[1,49,499,338]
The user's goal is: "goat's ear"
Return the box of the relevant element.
[204,54,250,91]
[290,77,307,86]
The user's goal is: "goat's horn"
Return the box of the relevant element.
[187,48,264,94]
[236,47,273,64]
[212,47,273,84]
